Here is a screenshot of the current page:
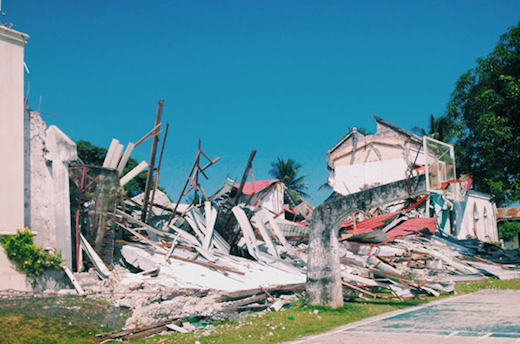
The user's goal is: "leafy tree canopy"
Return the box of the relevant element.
[498,221,520,244]
[75,140,148,197]
[447,21,520,206]
[269,158,310,203]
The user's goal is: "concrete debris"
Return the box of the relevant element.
[74,181,520,339]
[16,124,519,340]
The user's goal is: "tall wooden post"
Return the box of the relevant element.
[141,99,163,222]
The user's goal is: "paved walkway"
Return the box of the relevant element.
[284,289,520,344]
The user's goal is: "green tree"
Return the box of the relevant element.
[446,21,520,206]
[75,140,147,197]
[269,158,310,202]
[498,221,520,243]
[411,114,458,142]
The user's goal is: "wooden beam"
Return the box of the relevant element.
[146,121,169,223]
[234,150,257,204]
[141,99,164,222]
[120,161,148,186]
[134,122,162,148]
[342,281,376,298]
[117,142,135,175]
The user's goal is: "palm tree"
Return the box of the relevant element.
[269,158,310,202]
[411,114,457,143]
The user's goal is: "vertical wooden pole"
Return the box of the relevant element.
[146,121,169,223]
[141,99,163,222]
[234,149,257,205]
[352,212,358,235]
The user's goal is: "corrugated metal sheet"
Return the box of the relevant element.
[341,212,400,234]
[387,217,437,239]
[234,179,279,195]
[497,207,520,220]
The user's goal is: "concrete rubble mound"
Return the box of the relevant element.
[62,129,520,340]
[70,172,520,341]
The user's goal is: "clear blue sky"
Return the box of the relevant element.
[4,1,520,205]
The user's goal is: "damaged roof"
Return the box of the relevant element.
[327,114,422,156]
[233,179,279,195]
[497,207,520,221]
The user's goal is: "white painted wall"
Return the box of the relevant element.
[0,26,29,234]
[329,158,409,195]
[247,182,284,214]
[453,191,498,242]
[24,110,77,268]
[327,122,424,196]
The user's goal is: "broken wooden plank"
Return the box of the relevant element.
[232,206,260,260]
[252,213,279,258]
[102,138,119,168]
[116,222,168,255]
[62,264,85,296]
[216,282,306,302]
[225,293,267,310]
[193,206,229,254]
[117,142,135,175]
[341,281,376,298]
[341,271,388,288]
[185,210,206,242]
[120,161,148,187]
[203,201,217,251]
[79,233,110,278]
[134,122,162,148]
[108,143,124,169]
[166,323,189,333]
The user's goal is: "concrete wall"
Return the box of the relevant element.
[453,191,498,242]
[248,182,284,214]
[329,158,409,194]
[0,26,29,234]
[24,109,77,268]
[327,123,424,196]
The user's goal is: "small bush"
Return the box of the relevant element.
[0,228,63,277]
[498,221,520,243]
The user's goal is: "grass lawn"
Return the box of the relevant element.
[1,278,519,344]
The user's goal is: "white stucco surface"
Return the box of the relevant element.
[0,26,29,234]
[326,118,424,196]
[329,158,409,195]
[248,182,284,214]
[0,246,32,292]
[453,191,498,242]
[24,110,77,268]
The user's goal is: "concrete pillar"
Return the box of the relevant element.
[306,175,427,308]
[45,125,77,268]
[0,26,29,234]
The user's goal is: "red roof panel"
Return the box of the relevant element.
[234,179,279,196]
[386,217,437,239]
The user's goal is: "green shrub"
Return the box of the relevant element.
[498,221,520,243]
[0,228,63,277]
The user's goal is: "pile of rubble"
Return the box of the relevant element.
[63,122,520,340]
[70,179,520,340]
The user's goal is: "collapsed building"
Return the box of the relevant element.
[326,115,498,243]
[1,23,520,340]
